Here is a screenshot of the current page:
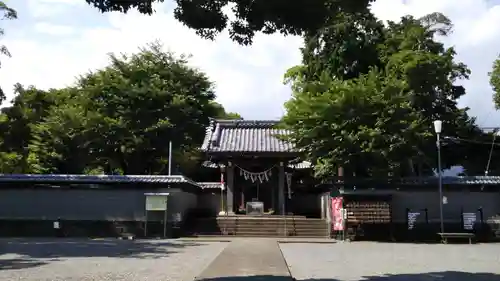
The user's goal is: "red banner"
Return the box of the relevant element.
[331,197,344,231]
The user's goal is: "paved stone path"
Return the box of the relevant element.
[0,239,228,281]
[196,238,292,281]
[281,242,500,281]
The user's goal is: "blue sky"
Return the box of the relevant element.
[2,0,500,124]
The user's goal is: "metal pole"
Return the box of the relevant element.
[485,133,497,175]
[144,211,148,237]
[163,208,168,238]
[283,198,287,237]
[437,133,444,234]
[163,195,169,238]
[168,141,173,175]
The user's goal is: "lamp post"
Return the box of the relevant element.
[433,120,444,234]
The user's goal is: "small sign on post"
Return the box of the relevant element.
[144,192,169,238]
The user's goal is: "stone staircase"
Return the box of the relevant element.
[187,216,330,238]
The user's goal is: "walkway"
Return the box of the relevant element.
[195,238,292,281]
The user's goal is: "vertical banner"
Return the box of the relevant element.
[331,197,344,231]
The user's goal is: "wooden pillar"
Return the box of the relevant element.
[338,166,344,178]
[227,162,235,215]
[278,162,285,215]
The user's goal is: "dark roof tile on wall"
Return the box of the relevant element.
[0,174,200,186]
[201,119,295,153]
[197,182,223,189]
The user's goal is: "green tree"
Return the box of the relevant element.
[84,0,373,45]
[211,101,242,119]
[282,12,482,179]
[0,1,17,104]
[284,69,427,179]
[26,42,232,175]
[0,85,58,173]
[489,56,500,109]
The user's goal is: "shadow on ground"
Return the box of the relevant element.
[0,258,52,270]
[196,272,500,281]
[0,238,205,260]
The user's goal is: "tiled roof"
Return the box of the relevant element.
[197,182,223,189]
[0,174,200,186]
[336,176,500,186]
[201,119,294,153]
[445,176,500,185]
[201,160,312,169]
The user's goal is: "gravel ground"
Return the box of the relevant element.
[280,242,500,281]
[0,238,228,281]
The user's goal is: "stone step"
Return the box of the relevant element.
[189,232,329,237]
[196,220,328,226]
[189,228,329,237]
[193,224,329,230]
[189,217,329,238]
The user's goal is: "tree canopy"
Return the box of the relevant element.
[0,42,239,176]
[0,1,17,104]
[282,12,489,179]
[490,56,500,109]
[85,0,373,45]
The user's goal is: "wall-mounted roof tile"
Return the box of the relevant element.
[197,182,223,189]
[336,176,500,186]
[0,174,200,186]
[201,119,295,153]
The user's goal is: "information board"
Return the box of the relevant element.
[463,212,477,230]
[145,195,168,211]
[407,212,420,230]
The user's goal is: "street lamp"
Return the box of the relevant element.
[433,120,444,234]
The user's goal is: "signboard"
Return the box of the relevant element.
[463,212,477,230]
[331,197,344,231]
[145,195,168,211]
[407,212,420,230]
[340,208,347,219]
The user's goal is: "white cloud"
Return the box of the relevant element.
[26,0,81,19]
[34,22,75,35]
[1,2,302,119]
[1,0,500,122]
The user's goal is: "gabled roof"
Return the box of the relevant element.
[201,119,295,154]
[0,174,200,186]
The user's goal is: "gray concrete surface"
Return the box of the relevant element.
[196,238,291,281]
[280,242,500,281]
[0,238,228,281]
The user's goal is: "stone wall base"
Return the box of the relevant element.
[0,219,183,238]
